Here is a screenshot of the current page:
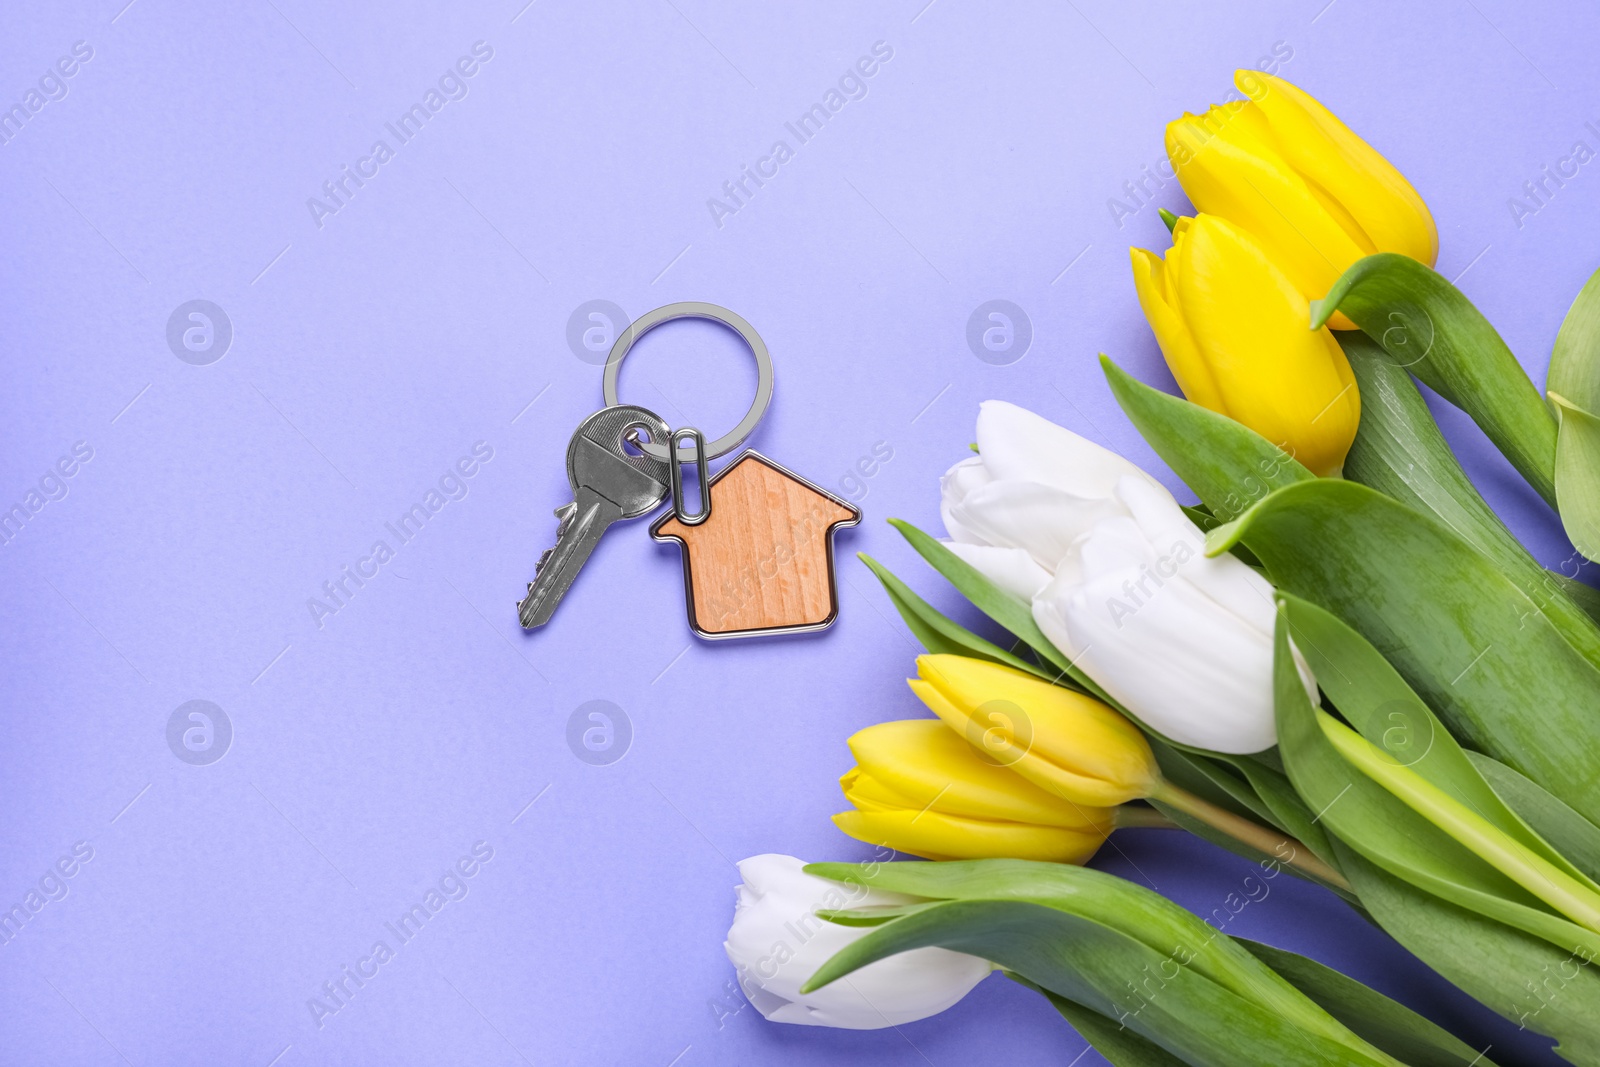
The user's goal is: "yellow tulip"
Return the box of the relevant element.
[908,654,1159,808]
[1130,213,1360,477]
[832,719,1116,863]
[1165,70,1437,329]
[854,655,1351,889]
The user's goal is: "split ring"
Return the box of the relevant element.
[601,301,774,462]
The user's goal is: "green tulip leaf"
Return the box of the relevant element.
[1101,355,1313,521]
[807,859,1319,1011]
[1554,570,1600,623]
[1282,593,1592,886]
[857,551,1061,683]
[818,898,1384,1066]
[1550,264,1600,562]
[1313,252,1557,506]
[1182,504,1266,568]
[1334,842,1600,1062]
[1211,477,1600,825]
[803,860,1397,1066]
[1467,750,1600,886]
[1320,713,1600,934]
[1340,328,1510,557]
[1552,394,1600,564]
[1229,757,1338,873]
[1551,265,1600,410]
[1234,938,1502,1067]
[1339,332,1600,664]
[887,517,1087,685]
[1270,596,1600,963]
[1020,978,1190,1067]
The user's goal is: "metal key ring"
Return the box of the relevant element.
[602,301,774,462]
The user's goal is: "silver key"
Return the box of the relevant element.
[518,405,672,629]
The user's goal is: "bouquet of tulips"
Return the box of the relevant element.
[723,69,1600,1066]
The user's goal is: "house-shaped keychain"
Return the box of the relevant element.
[651,451,860,639]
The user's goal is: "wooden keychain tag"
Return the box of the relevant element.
[599,301,860,640]
[651,451,860,640]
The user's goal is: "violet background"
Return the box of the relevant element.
[1,0,1593,1063]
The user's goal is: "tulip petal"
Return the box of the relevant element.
[910,657,1157,806]
[832,809,1106,864]
[1166,107,1369,321]
[1241,71,1437,268]
[1114,476,1273,630]
[939,456,994,544]
[906,678,1133,807]
[724,855,992,1029]
[974,400,1154,498]
[941,542,1054,601]
[845,720,1111,829]
[1171,216,1359,476]
[944,479,1122,572]
[1130,245,1226,413]
[1034,531,1279,754]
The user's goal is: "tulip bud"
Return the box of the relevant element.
[894,658,1339,886]
[909,654,1160,806]
[724,854,992,1028]
[1165,71,1437,328]
[833,720,1115,863]
[1130,214,1360,477]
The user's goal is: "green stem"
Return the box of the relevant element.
[1321,710,1600,934]
[1113,804,1180,830]
[1152,781,1351,891]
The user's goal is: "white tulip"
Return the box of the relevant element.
[940,401,1157,595]
[939,401,1313,754]
[1032,476,1314,754]
[724,855,991,1029]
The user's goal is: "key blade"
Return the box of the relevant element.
[519,406,671,631]
[517,491,623,629]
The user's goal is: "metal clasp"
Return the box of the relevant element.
[668,427,712,526]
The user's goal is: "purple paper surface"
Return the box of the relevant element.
[1,0,1593,1063]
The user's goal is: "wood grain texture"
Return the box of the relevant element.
[652,451,860,638]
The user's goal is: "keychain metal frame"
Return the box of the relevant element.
[601,301,774,462]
